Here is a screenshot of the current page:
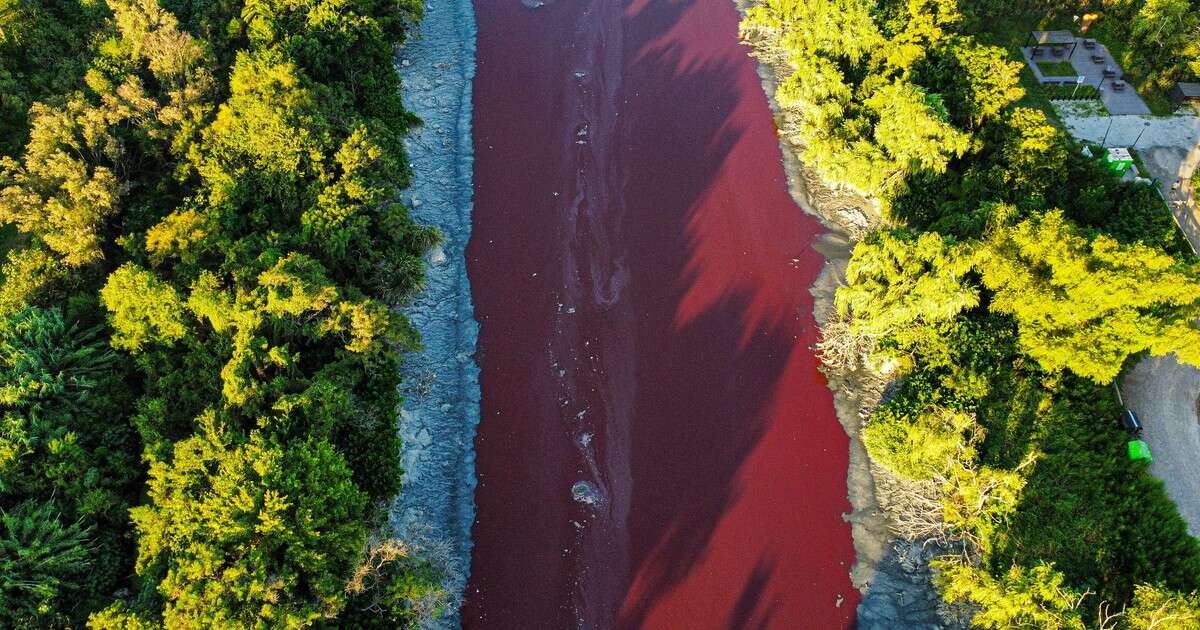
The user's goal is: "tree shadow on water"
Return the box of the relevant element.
[610,1,858,628]
[462,0,858,627]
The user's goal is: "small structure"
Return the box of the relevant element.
[1027,30,1080,59]
[1169,83,1200,111]
[1106,147,1133,175]
[1128,439,1152,462]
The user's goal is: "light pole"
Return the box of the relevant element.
[1101,116,1114,146]
[1132,120,1152,148]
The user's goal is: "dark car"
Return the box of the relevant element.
[1119,409,1143,436]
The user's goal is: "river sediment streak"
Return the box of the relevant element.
[465,0,859,627]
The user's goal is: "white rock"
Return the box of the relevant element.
[571,480,602,505]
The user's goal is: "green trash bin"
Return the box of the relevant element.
[1127,439,1152,462]
[1106,147,1133,175]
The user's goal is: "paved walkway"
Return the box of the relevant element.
[1023,38,1151,115]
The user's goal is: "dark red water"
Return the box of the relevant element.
[464,0,859,627]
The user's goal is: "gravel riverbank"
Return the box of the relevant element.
[391,1,480,626]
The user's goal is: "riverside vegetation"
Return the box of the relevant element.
[0,0,449,627]
[743,0,1200,627]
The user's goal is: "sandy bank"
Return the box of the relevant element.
[391,1,480,626]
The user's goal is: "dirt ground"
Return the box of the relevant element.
[1122,355,1200,538]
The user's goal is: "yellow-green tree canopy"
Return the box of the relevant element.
[741,0,972,197]
[863,404,981,480]
[980,208,1200,383]
[837,229,979,354]
[933,560,1086,630]
[100,263,188,353]
[131,418,368,629]
[1125,584,1200,629]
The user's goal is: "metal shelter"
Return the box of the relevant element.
[1026,30,1079,58]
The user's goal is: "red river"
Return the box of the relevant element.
[463,0,859,627]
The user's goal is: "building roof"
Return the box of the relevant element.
[1177,83,1200,98]
[1030,30,1076,46]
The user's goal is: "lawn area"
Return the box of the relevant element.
[1036,60,1077,77]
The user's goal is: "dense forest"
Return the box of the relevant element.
[0,0,446,626]
[744,0,1200,627]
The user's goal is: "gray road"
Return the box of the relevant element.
[1122,355,1200,537]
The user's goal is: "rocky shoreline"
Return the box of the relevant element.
[391,1,480,626]
[733,1,962,627]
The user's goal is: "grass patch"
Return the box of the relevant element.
[1036,60,1077,77]
[1140,90,1175,116]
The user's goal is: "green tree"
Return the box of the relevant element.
[0,0,106,155]
[1125,584,1200,629]
[863,404,981,480]
[940,462,1025,557]
[337,538,449,629]
[0,99,123,268]
[0,500,92,628]
[979,209,1200,383]
[837,229,979,367]
[100,263,187,352]
[936,37,1024,128]
[0,307,136,515]
[934,560,1087,629]
[741,0,971,197]
[0,307,140,622]
[131,418,368,629]
[867,80,972,177]
[1128,0,1200,90]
